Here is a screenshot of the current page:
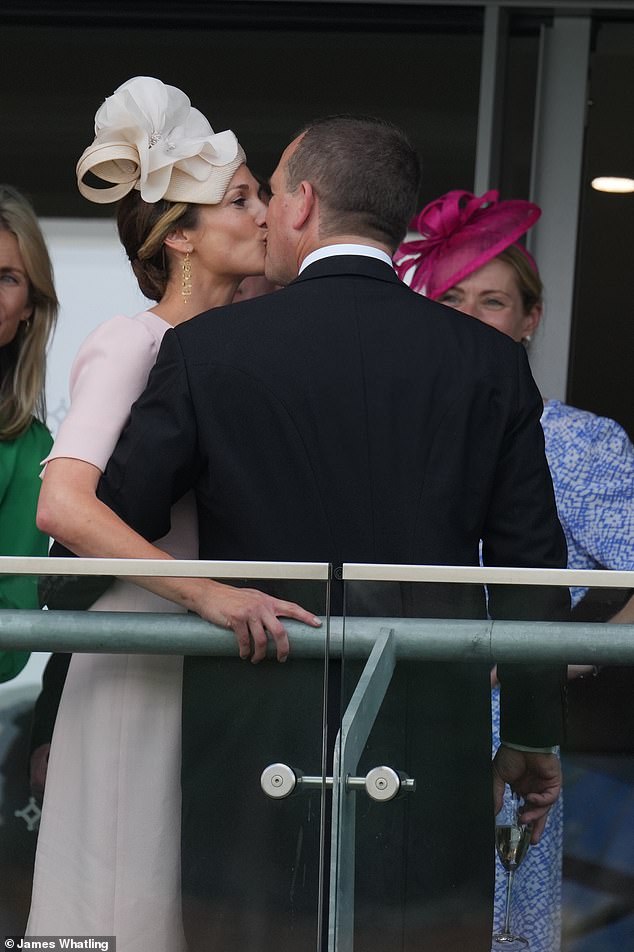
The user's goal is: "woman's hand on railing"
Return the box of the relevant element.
[188,579,322,664]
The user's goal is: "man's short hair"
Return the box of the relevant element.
[285,115,421,251]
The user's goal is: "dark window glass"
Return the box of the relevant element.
[569,20,634,439]
[1,10,483,218]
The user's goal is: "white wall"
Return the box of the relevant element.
[40,217,151,438]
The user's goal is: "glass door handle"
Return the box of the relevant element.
[261,762,415,802]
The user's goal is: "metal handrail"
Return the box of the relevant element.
[0,555,329,579]
[0,612,632,664]
[1,554,633,587]
[0,557,631,661]
[342,562,634,589]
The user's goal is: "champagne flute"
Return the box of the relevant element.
[491,789,531,949]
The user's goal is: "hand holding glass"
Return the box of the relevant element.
[492,789,531,949]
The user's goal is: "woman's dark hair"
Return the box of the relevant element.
[116,191,201,301]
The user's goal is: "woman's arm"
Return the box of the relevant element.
[610,593,634,624]
[38,457,321,662]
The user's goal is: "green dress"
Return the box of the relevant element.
[0,418,52,681]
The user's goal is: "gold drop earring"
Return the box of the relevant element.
[182,251,192,302]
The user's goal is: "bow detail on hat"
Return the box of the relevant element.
[393,189,540,298]
[77,76,242,204]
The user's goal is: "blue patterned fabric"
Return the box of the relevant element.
[493,401,634,952]
[542,400,634,605]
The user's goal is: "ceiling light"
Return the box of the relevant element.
[591,176,634,193]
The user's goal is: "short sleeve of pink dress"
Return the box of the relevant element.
[45,312,166,471]
[44,310,197,559]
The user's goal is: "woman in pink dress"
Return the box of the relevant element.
[27,77,318,950]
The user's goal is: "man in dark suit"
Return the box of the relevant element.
[98,116,568,951]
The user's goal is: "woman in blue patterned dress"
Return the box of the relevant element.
[394,190,634,952]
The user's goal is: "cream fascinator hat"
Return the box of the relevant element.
[76,76,246,205]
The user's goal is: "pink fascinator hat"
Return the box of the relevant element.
[393,189,541,299]
[76,76,246,206]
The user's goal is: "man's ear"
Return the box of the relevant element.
[163,229,193,254]
[291,181,316,230]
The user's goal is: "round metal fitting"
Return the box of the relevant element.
[364,765,401,802]
[261,763,298,799]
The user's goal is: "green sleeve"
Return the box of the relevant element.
[0,420,53,681]
[0,650,30,682]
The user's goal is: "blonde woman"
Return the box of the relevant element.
[395,189,634,952]
[0,184,57,679]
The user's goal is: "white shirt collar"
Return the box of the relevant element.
[298,243,394,275]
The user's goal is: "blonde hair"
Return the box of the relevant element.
[0,186,58,439]
[497,245,543,315]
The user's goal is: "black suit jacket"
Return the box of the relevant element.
[100,255,567,735]
[98,255,568,950]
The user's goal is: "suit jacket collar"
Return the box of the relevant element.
[291,254,401,287]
